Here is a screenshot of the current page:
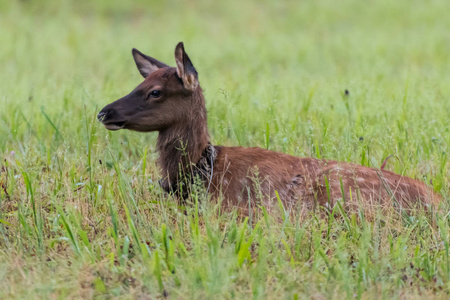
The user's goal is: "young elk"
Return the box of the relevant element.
[98,42,441,212]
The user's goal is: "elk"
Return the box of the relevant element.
[98,42,441,212]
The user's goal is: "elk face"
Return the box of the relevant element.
[98,42,199,132]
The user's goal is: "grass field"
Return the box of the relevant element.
[0,0,449,298]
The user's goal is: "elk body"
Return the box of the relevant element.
[98,42,440,212]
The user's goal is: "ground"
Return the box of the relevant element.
[0,0,449,298]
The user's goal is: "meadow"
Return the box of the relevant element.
[0,0,449,298]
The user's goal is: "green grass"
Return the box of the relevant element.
[0,0,449,298]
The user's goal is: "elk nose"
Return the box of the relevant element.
[97,110,109,122]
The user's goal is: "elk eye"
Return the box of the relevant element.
[149,90,162,98]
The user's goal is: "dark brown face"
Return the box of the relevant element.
[98,42,199,132]
[98,68,189,132]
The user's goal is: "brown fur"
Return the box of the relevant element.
[98,42,441,212]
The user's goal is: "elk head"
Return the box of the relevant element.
[98,42,201,132]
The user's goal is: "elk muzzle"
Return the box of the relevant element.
[97,105,127,131]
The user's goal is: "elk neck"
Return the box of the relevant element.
[156,88,211,186]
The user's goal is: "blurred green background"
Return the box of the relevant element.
[1,1,448,177]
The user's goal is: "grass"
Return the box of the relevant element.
[0,0,449,298]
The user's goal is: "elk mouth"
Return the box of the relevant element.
[103,120,127,131]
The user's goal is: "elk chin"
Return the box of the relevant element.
[103,121,126,131]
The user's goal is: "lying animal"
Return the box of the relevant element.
[98,42,441,212]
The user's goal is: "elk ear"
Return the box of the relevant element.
[132,48,169,78]
[174,42,198,91]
